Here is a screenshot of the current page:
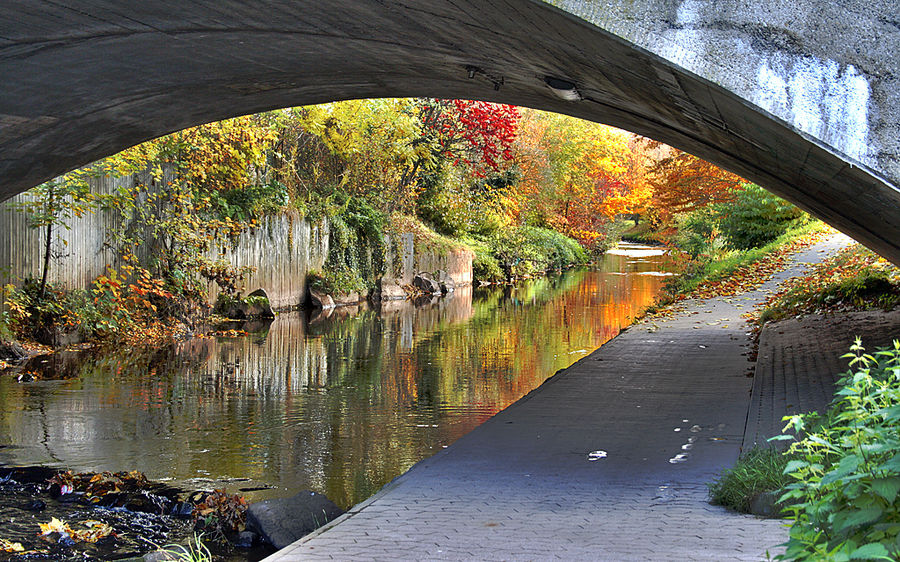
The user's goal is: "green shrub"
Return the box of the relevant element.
[488,226,586,278]
[1,279,127,344]
[307,268,367,296]
[471,248,504,283]
[668,184,808,260]
[5,280,77,340]
[465,226,586,282]
[773,338,900,561]
[714,184,808,250]
[324,197,387,290]
[675,207,724,259]
[416,166,520,239]
[208,180,289,220]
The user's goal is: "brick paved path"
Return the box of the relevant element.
[266,235,854,561]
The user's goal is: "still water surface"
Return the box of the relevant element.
[0,245,669,510]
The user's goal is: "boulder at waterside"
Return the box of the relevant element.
[436,269,456,294]
[413,273,441,294]
[308,288,335,310]
[376,279,407,301]
[246,490,344,549]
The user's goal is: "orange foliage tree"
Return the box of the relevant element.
[644,141,744,224]
[600,136,655,220]
[512,110,650,250]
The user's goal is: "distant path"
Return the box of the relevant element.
[266,234,852,561]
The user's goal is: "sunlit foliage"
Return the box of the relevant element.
[3,96,792,344]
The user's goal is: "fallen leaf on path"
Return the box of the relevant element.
[0,539,24,552]
[38,517,68,535]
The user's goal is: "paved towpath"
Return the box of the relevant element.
[267,234,854,561]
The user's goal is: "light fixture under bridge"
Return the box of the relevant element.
[545,76,582,101]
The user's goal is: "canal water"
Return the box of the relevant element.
[0,244,669,511]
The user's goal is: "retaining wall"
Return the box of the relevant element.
[383,233,474,288]
[0,174,330,310]
[1,177,472,310]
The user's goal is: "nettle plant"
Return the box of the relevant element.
[773,338,900,561]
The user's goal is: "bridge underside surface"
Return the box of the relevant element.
[1,1,899,261]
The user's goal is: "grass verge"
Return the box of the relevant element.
[639,221,828,322]
[708,447,797,514]
[756,243,900,326]
[664,220,828,299]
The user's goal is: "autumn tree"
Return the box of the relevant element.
[11,171,98,299]
[413,99,519,234]
[644,141,744,224]
[601,136,655,221]
[276,99,520,235]
[416,99,519,179]
[102,116,279,300]
[277,100,425,215]
[511,110,646,250]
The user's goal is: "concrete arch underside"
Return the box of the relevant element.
[1,1,899,261]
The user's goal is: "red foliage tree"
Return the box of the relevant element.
[418,99,519,177]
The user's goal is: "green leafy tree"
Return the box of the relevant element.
[714,183,807,250]
[11,171,97,299]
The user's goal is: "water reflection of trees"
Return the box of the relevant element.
[0,261,666,509]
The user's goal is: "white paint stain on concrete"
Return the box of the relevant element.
[675,0,702,25]
[755,55,870,162]
[550,0,875,165]
[756,64,789,116]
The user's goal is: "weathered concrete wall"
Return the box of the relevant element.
[0,174,472,309]
[383,233,474,288]
[0,177,122,290]
[416,249,474,287]
[552,0,899,181]
[211,214,329,310]
[0,175,330,310]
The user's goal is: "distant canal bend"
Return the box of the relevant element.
[0,244,670,510]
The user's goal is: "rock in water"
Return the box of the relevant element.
[413,273,441,294]
[377,279,407,301]
[22,499,46,511]
[235,530,257,548]
[436,269,456,294]
[308,288,335,310]
[246,490,344,549]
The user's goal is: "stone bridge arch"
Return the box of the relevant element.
[1,1,898,260]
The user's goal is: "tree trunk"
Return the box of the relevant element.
[39,220,52,300]
[391,159,421,215]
